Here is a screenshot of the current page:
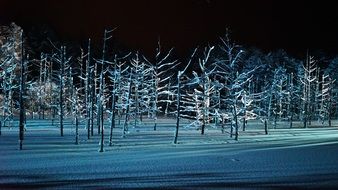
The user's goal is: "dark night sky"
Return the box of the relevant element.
[1,0,338,57]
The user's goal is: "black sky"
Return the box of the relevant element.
[1,0,338,57]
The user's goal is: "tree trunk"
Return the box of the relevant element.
[59,46,65,137]
[201,117,205,135]
[201,78,206,135]
[234,100,239,141]
[328,79,332,127]
[98,74,105,152]
[304,102,307,128]
[109,66,117,146]
[98,62,105,152]
[99,104,104,152]
[19,31,25,150]
[243,117,246,132]
[87,109,91,139]
[52,107,55,126]
[243,92,247,132]
[94,61,98,135]
[173,75,181,144]
[109,92,116,146]
[75,116,79,145]
[97,101,101,135]
[154,120,157,131]
[123,71,133,137]
[38,55,43,120]
[329,116,331,127]
[221,116,225,134]
[90,55,95,136]
[90,76,95,136]
[86,39,91,139]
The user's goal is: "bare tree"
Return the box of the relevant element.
[319,74,335,126]
[86,39,92,139]
[108,55,118,146]
[19,30,25,150]
[144,41,178,130]
[122,68,133,137]
[300,54,317,128]
[50,44,71,137]
[71,87,83,145]
[77,39,92,139]
[217,31,245,140]
[185,46,215,134]
[0,23,21,130]
[97,28,115,152]
[108,53,131,146]
[173,48,197,144]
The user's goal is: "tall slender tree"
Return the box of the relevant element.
[18,30,25,150]
[173,48,197,144]
[300,53,317,128]
[98,28,115,152]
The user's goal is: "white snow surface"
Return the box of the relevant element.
[0,118,338,189]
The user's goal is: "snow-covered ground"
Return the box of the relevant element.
[0,119,338,189]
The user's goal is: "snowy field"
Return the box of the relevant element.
[1,118,338,189]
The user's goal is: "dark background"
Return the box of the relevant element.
[1,0,338,58]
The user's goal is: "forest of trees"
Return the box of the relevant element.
[0,23,337,150]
